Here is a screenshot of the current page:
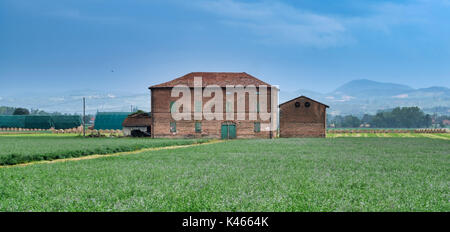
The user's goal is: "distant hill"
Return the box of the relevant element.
[280,80,450,116]
[333,79,413,97]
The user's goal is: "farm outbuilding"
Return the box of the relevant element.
[93,112,130,130]
[279,96,329,138]
[122,112,152,136]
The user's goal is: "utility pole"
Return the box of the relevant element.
[83,97,86,137]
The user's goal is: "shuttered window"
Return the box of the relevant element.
[195,101,202,113]
[170,122,176,132]
[226,101,232,113]
[254,122,261,132]
[195,122,201,133]
[170,101,175,113]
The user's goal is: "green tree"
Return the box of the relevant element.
[13,108,30,115]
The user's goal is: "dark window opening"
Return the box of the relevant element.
[295,102,301,108]
[254,122,261,132]
[195,122,201,133]
[170,122,176,132]
[305,102,311,108]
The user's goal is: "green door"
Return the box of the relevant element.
[221,124,236,139]
[221,124,228,139]
[229,125,236,139]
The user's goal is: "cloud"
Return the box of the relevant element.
[195,0,352,47]
[345,0,450,33]
[393,94,409,99]
[193,0,450,47]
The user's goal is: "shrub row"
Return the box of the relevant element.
[0,139,210,166]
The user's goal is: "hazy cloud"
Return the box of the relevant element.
[195,0,352,47]
[194,0,449,46]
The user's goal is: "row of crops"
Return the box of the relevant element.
[327,128,448,133]
[0,115,81,130]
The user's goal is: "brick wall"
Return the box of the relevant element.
[279,97,327,138]
[151,88,275,139]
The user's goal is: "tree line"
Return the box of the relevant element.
[0,106,93,123]
[328,107,442,128]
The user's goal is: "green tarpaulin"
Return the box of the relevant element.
[24,116,53,129]
[51,115,82,129]
[94,112,130,130]
[0,115,82,129]
[0,115,26,128]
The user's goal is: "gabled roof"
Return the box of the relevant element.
[149,72,272,88]
[122,112,152,127]
[279,96,329,108]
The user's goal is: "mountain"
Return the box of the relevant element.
[333,79,414,98]
[281,80,450,116]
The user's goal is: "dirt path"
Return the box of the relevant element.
[1,140,224,169]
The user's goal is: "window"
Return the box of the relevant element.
[170,122,176,132]
[195,101,202,113]
[254,122,261,132]
[170,101,175,113]
[195,122,202,133]
[295,102,300,108]
[226,101,233,113]
[305,102,311,108]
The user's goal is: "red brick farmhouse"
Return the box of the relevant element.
[149,72,278,139]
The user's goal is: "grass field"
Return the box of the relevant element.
[0,136,448,212]
[0,136,209,165]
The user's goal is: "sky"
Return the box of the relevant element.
[1,0,450,97]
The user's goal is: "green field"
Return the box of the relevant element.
[327,132,450,139]
[0,135,208,165]
[0,136,449,212]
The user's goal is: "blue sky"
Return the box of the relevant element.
[1,0,449,96]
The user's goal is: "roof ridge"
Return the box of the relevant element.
[279,95,329,108]
[149,72,271,89]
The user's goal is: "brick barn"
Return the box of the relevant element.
[122,112,152,136]
[279,96,329,138]
[149,72,277,139]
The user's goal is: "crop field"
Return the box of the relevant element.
[0,135,448,212]
[0,135,209,165]
[327,132,450,139]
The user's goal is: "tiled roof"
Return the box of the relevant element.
[149,72,272,88]
[122,113,152,127]
[279,96,330,108]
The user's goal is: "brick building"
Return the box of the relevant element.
[149,72,277,139]
[279,96,329,138]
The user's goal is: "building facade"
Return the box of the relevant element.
[149,72,277,139]
[279,96,329,138]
